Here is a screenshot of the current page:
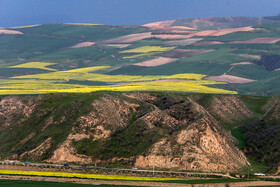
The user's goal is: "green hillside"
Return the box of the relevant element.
[0,17,280,95]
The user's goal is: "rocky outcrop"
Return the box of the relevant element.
[134,99,249,172]
[208,95,254,123]
[0,96,36,130]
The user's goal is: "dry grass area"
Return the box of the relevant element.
[231,62,253,66]
[133,57,178,67]
[101,32,152,43]
[69,42,95,48]
[160,49,214,58]
[192,41,223,46]
[205,74,256,83]
[231,37,280,44]
[0,29,23,35]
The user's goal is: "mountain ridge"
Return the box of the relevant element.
[0,92,279,173]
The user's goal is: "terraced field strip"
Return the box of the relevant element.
[165,38,203,46]
[120,46,175,53]
[205,74,256,83]
[152,34,191,39]
[101,44,131,48]
[133,57,178,67]
[231,62,253,66]
[0,169,181,181]
[191,41,223,46]
[69,42,95,48]
[231,37,280,44]
[186,26,254,37]
[0,29,23,35]
[101,32,152,43]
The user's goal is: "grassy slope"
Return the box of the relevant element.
[14,24,148,41]
[0,93,103,160]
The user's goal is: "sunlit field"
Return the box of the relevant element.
[0,65,237,95]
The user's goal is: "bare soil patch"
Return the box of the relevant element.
[69,42,95,48]
[231,37,280,44]
[133,57,178,67]
[166,38,203,46]
[192,41,223,46]
[152,34,191,39]
[142,20,175,29]
[101,32,152,43]
[0,29,23,35]
[169,26,195,30]
[153,29,196,35]
[205,74,256,84]
[160,49,213,58]
[231,62,253,66]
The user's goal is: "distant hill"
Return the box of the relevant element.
[0,16,279,95]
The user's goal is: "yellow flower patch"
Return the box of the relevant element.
[10,62,57,71]
[120,46,175,53]
[0,169,180,181]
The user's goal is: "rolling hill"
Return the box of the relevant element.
[0,16,279,95]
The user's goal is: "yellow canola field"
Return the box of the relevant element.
[1,66,237,95]
[0,79,86,90]
[0,169,180,181]
[120,46,175,53]
[0,81,237,95]
[63,66,110,73]
[12,66,205,82]
[10,62,57,71]
[165,74,206,80]
[35,80,237,95]
[12,66,111,80]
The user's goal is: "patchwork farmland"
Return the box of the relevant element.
[0,16,280,95]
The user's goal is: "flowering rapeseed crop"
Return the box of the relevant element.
[1,65,237,95]
[0,169,180,181]
[120,46,175,53]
